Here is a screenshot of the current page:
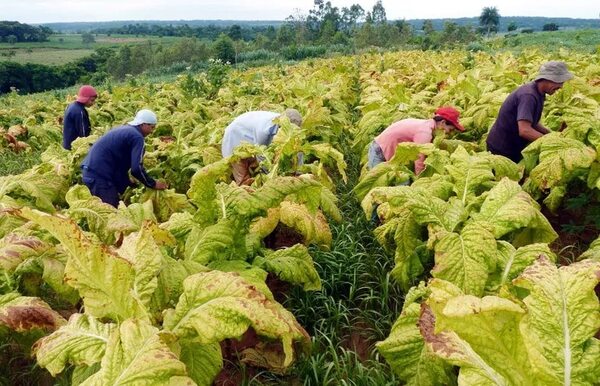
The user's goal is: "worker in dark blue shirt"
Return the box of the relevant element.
[81,109,168,207]
[63,85,97,150]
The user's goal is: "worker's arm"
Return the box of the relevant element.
[518,120,545,142]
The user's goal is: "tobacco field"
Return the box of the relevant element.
[1,49,600,385]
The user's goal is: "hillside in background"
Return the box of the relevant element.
[405,16,600,31]
[42,16,600,33]
[42,19,285,33]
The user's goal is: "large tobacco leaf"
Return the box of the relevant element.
[163,270,310,368]
[34,313,114,376]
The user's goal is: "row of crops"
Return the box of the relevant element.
[0,49,599,385]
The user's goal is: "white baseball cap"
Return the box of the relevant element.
[128,109,157,126]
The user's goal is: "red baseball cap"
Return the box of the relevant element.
[76,85,98,104]
[434,106,464,131]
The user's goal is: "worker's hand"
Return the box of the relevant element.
[154,180,168,190]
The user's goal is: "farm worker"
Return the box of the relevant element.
[486,61,574,163]
[367,106,465,173]
[221,109,303,185]
[81,109,168,207]
[62,85,97,150]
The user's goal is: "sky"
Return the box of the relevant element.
[3,0,599,24]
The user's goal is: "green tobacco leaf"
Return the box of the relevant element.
[388,142,434,166]
[481,153,522,181]
[432,222,496,296]
[248,208,280,240]
[578,237,600,261]
[65,185,118,244]
[279,201,332,249]
[116,222,172,312]
[0,164,69,213]
[39,252,80,305]
[376,206,426,290]
[150,258,209,313]
[20,208,148,321]
[107,200,157,237]
[187,158,232,226]
[34,314,114,376]
[160,211,196,241]
[446,147,495,204]
[529,133,596,190]
[0,208,27,239]
[472,178,557,243]
[411,175,455,201]
[514,256,600,384]
[361,185,412,219]
[138,189,194,223]
[353,162,411,201]
[408,194,465,234]
[163,271,309,368]
[246,208,280,255]
[303,142,348,183]
[208,260,273,299]
[81,319,195,386]
[0,233,51,272]
[421,299,524,385]
[318,187,342,223]
[543,186,567,214]
[0,292,65,333]
[72,364,101,385]
[179,340,222,386]
[376,284,456,386]
[228,176,322,220]
[487,242,554,293]
[184,218,246,265]
[253,244,321,291]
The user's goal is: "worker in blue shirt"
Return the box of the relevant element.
[63,85,97,150]
[81,109,168,207]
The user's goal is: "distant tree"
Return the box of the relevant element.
[371,0,387,24]
[340,4,364,33]
[394,20,412,42]
[0,21,51,43]
[7,35,17,45]
[285,8,309,44]
[81,32,95,45]
[422,20,435,35]
[507,22,518,32]
[213,33,235,63]
[253,33,271,50]
[228,24,242,40]
[542,23,559,31]
[276,23,296,47]
[479,6,500,36]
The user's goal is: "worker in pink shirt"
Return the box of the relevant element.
[367,106,465,173]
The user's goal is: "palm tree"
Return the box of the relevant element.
[479,6,500,37]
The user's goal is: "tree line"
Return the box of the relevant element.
[0,21,53,43]
[0,2,577,95]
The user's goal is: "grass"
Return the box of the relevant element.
[491,28,600,53]
[0,149,42,176]
[0,34,184,65]
[0,48,94,66]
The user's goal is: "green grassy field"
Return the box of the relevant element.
[0,47,94,65]
[0,33,184,65]
[493,29,600,52]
